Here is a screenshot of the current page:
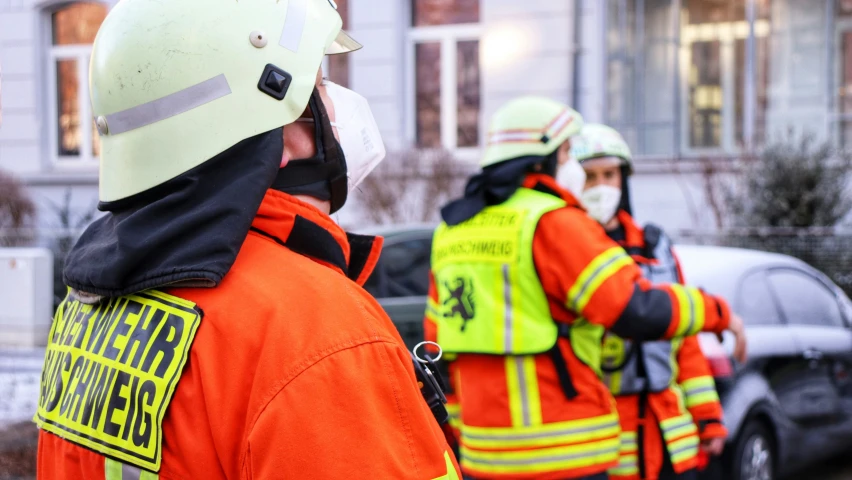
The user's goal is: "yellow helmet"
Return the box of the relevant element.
[572,124,633,174]
[481,96,584,168]
[90,0,359,202]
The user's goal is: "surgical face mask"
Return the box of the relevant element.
[323,80,386,191]
[295,81,387,192]
[555,158,587,199]
[581,185,622,225]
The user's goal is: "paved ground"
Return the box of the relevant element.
[785,456,852,480]
[0,349,42,432]
[0,348,42,480]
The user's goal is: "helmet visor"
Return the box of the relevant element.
[326,29,362,54]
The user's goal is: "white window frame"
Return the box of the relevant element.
[678,18,770,155]
[405,23,483,160]
[833,16,852,147]
[43,2,109,171]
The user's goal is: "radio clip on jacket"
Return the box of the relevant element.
[411,350,450,425]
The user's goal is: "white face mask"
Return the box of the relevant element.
[323,80,386,191]
[555,158,587,199]
[581,185,622,225]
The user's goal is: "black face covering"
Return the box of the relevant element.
[618,165,633,215]
[271,88,349,213]
[63,128,284,298]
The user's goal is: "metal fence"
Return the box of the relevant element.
[675,228,852,296]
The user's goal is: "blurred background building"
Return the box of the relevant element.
[0,0,849,231]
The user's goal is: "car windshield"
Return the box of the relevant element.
[672,246,739,300]
[673,246,786,326]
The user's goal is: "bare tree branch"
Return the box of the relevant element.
[0,170,36,247]
[358,149,474,225]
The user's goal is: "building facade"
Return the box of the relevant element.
[0,0,849,232]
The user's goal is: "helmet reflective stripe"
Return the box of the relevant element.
[280,0,308,52]
[487,109,577,146]
[572,123,633,173]
[102,75,231,136]
[481,96,584,168]
[545,108,576,140]
[487,130,542,145]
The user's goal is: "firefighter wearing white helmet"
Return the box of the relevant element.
[35,0,461,478]
[573,124,734,480]
[572,123,634,227]
[427,99,746,480]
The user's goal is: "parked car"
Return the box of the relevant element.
[362,226,852,480]
[675,245,852,480]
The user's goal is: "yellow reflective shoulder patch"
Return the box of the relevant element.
[430,451,460,480]
[34,290,202,472]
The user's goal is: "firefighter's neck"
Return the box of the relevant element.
[293,195,331,215]
[603,216,621,232]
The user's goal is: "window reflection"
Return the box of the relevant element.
[686,0,746,24]
[412,0,479,27]
[841,32,852,147]
[607,0,772,155]
[56,60,80,156]
[51,2,107,163]
[416,43,442,148]
[52,2,107,45]
[688,41,722,148]
[456,40,480,148]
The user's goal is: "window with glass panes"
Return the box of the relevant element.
[409,0,481,150]
[606,0,771,157]
[837,0,852,147]
[48,2,108,166]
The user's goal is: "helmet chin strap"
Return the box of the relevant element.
[618,165,633,215]
[531,149,559,177]
[271,88,349,213]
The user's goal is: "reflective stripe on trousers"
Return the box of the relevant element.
[659,414,699,466]
[461,414,620,450]
[608,431,638,478]
[460,437,620,477]
[459,413,620,476]
[105,459,159,480]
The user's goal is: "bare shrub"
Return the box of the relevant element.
[0,170,36,247]
[357,149,474,225]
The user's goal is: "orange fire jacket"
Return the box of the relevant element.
[37,190,460,480]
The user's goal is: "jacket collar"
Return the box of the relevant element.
[521,174,585,208]
[616,210,645,250]
[250,190,383,286]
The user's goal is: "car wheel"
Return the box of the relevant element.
[731,421,775,480]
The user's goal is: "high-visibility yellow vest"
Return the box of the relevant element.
[429,188,564,355]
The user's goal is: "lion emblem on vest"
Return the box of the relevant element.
[443,277,475,332]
